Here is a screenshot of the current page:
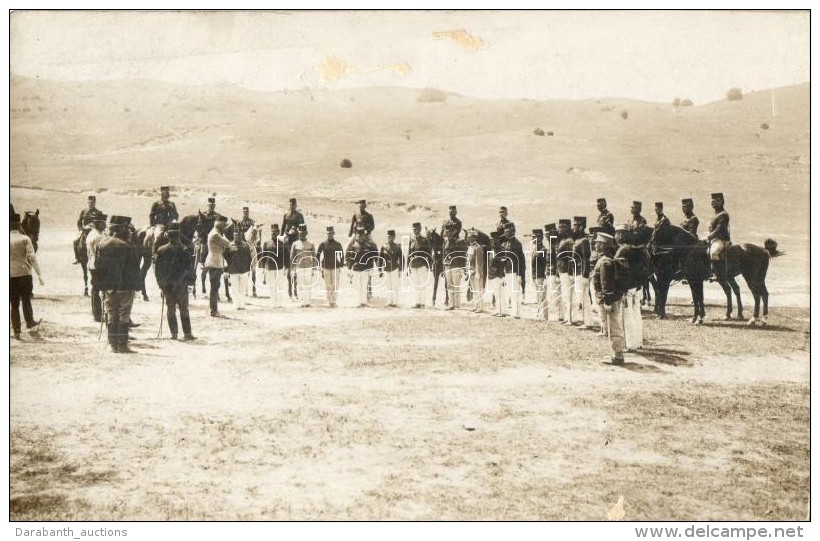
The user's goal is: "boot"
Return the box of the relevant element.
[119,323,134,354]
[181,314,196,340]
[108,321,119,352]
[167,313,179,340]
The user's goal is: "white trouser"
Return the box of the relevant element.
[504,274,521,318]
[607,301,625,360]
[267,268,284,306]
[385,269,399,305]
[408,266,430,306]
[623,289,643,350]
[534,277,546,318]
[488,277,504,315]
[559,272,575,322]
[323,268,340,306]
[232,272,249,308]
[575,276,593,326]
[444,267,464,308]
[354,269,371,306]
[469,272,485,312]
[295,268,314,306]
[546,275,562,321]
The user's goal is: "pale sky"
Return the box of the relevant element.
[9,10,810,103]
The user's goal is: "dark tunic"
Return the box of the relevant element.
[349,211,375,237]
[380,243,404,272]
[531,240,547,280]
[708,210,730,241]
[149,200,179,228]
[153,242,193,290]
[346,239,379,271]
[573,236,592,278]
[281,210,305,234]
[408,235,431,269]
[556,235,576,274]
[261,237,287,270]
[441,216,463,239]
[316,239,345,270]
[226,242,252,274]
[77,208,106,230]
[499,236,526,279]
[597,209,615,235]
[442,238,467,269]
[680,214,700,237]
[93,236,143,291]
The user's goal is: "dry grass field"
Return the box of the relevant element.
[8,76,810,520]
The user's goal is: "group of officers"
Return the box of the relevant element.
[74,188,731,361]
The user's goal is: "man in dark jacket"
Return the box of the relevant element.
[591,231,625,364]
[94,215,143,353]
[226,224,253,310]
[500,222,525,318]
[346,226,378,307]
[442,225,468,310]
[379,229,403,307]
[153,222,196,340]
[317,226,345,307]
[262,224,287,306]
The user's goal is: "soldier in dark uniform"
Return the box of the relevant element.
[531,229,547,318]
[556,218,577,325]
[441,205,462,239]
[149,186,179,231]
[649,202,670,244]
[379,229,403,307]
[543,222,562,321]
[680,198,699,237]
[486,231,507,317]
[152,222,196,341]
[346,225,379,307]
[596,198,615,235]
[627,201,647,231]
[317,226,345,307]
[238,205,256,234]
[591,231,625,364]
[442,225,468,310]
[281,198,305,234]
[495,206,510,235]
[74,195,105,264]
[202,197,220,221]
[94,216,143,353]
[349,199,375,238]
[262,224,287,306]
[500,222,526,318]
[237,205,260,297]
[572,216,593,328]
[407,222,432,308]
[707,192,730,279]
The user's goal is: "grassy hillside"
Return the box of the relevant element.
[10,75,809,260]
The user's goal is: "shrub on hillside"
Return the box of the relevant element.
[681,99,694,107]
[533,128,545,136]
[340,158,352,168]
[620,109,628,120]
[416,88,448,103]
[727,88,743,101]
[760,122,770,130]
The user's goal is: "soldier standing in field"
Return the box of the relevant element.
[592,231,625,365]
[379,229,403,307]
[316,226,345,308]
[262,224,287,307]
[290,224,317,308]
[153,222,196,340]
[349,199,375,238]
[441,205,463,239]
[407,222,432,309]
[86,213,108,322]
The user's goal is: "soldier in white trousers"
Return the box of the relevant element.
[407,222,432,308]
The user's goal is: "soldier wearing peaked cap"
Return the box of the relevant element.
[628,201,647,231]
[149,186,179,229]
[153,222,196,341]
[202,197,222,222]
[499,222,525,318]
[487,230,507,317]
[346,225,379,307]
[572,216,594,329]
[707,192,730,280]
[531,229,547,318]
[591,231,625,364]
[281,198,305,237]
[542,222,562,321]
[86,212,108,322]
[649,202,670,244]
[680,198,699,237]
[596,198,615,235]
[74,194,106,265]
[290,224,316,307]
[466,229,487,313]
[94,215,143,353]
[556,219,577,325]
[262,224,288,307]
[495,206,511,235]
[379,229,404,307]
[442,224,468,310]
[441,205,462,240]
[238,206,256,237]
[316,226,345,307]
[407,222,432,308]
[349,199,375,238]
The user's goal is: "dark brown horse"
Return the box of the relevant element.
[426,228,445,306]
[649,224,710,324]
[21,209,40,252]
[710,239,781,325]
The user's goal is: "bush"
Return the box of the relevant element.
[416,88,447,103]
[727,88,743,101]
[340,159,352,168]
[546,130,554,136]
[533,128,545,136]
[673,98,681,107]
[760,122,770,130]
[681,99,694,107]
[620,109,628,120]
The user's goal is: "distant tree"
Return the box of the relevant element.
[533,128,545,136]
[760,122,770,130]
[727,88,743,101]
[620,109,628,120]
[672,97,682,108]
[416,88,448,103]
[340,158,352,168]
[681,99,694,107]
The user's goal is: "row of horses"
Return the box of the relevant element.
[68,210,780,324]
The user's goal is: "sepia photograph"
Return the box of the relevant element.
[6,8,811,527]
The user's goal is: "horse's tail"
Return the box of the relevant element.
[763,238,784,258]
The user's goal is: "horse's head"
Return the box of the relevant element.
[21,209,40,237]
[615,245,654,289]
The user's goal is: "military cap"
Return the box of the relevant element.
[242,206,249,211]
[573,216,587,227]
[544,222,556,232]
[207,197,216,204]
[499,206,508,212]
[10,212,20,224]
[595,232,615,245]
[357,199,367,206]
[631,201,642,210]
[88,194,96,201]
[531,229,543,237]
[711,192,724,201]
[655,202,663,209]
[93,213,108,223]
[387,229,396,236]
[412,222,421,229]
[326,226,335,233]
[110,215,130,226]
[596,197,607,205]
[160,186,170,193]
[614,223,630,232]
[167,222,180,233]
[289,197,297,204]
[449,205,457,211]
[681,198,694,206]
[558,219,571,228]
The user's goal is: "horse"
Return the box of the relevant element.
[708,238,782,325]
[425,228,446,306]
[21,209,40,252]
[649,224,710,324]
[615,225,657,309]
[73,228,90,296]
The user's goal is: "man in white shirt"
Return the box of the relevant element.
[10,212,44,339]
